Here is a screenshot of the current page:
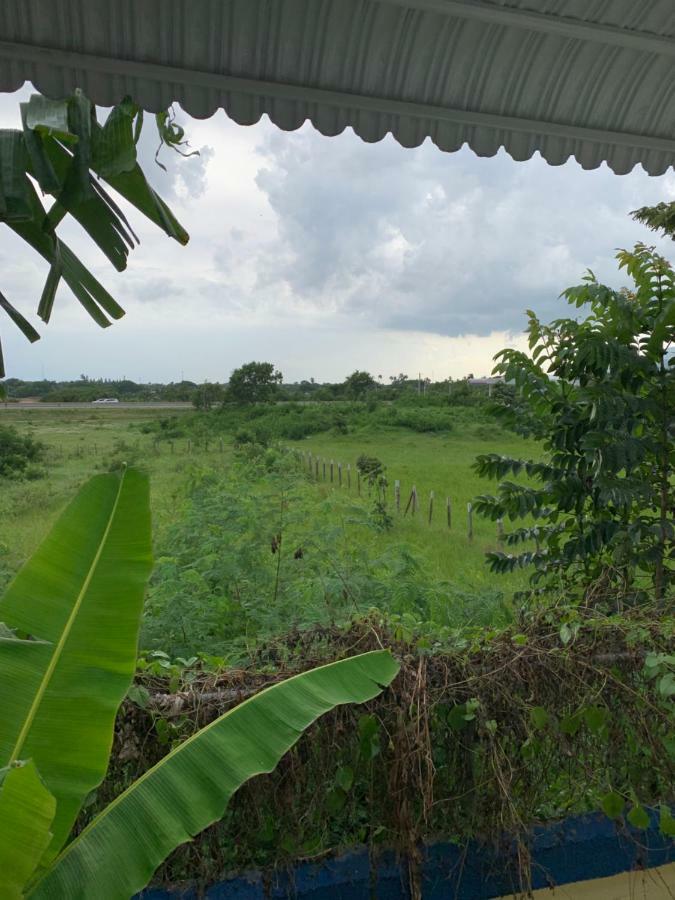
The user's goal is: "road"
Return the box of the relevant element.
[0,402,193,410]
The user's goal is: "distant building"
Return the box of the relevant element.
[467,376,506,397]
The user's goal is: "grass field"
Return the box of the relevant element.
[291,428,532,594]
[0,407,204,576]
[1,405,534,648]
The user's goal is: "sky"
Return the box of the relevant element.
[1,82,674,384]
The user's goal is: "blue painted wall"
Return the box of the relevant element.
[140,811,674,899]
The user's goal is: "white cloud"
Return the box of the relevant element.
[0,83,673,382]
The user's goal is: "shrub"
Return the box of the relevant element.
[0,424,45,478]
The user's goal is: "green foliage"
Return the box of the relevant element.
[142,454,494,658]
[227,362,283,405]
[192,382,225,411]
[343,370,377,399]
[0,759,57,897]
[631,201,675,239]
[0,425,44,479]
[356,454,393,531]
[0,90,188,376]
[30,652,398,899]
[474,244,674,605]
[0,468,153,855]
[0,470,398,898]
[176,400,486,446]
[94,611,673,891]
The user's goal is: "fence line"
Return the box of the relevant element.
[287,446,508,542]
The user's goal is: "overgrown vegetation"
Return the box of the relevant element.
[1,228,673,898]
[142,449,509,660]
[101,610,674,896]
[0,424,44,479]
[0,468,397,899]
[475,244,674,607]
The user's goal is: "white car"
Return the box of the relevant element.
[91,398,120,404]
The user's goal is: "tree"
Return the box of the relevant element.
[474,244,674,606]
[631,201,675,239]
[343,370,376,399]
[227,362,282,404]
[0,469,399,898]
[192,382,225,410]
[0,90,189,377]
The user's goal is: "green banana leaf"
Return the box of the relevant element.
[30,651,399,900]
[0,468,152,859]
[0,760,56,899]
[0,90,190,371]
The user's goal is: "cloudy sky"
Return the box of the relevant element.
[1,82,674,384]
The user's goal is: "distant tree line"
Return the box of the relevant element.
[1,368,509,407]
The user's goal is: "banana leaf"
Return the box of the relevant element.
[30,651,399,899]
[23,95,77,144]
[91,97,138,178]
[40,129,138,271]
[0,468,152,859]
[9,213,124,326]
[0,290,40,376]
[1,90,190,361]
[0,760,56,899]
[0,131,34,222]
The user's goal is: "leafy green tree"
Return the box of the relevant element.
[0,469,398,898]
[0,90,189,376]
[192,382,225,410]
[344,370,376,399]
[227,362,282,404]
[474,244,674,606]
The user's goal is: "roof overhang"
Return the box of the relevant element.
[1,0,674,174]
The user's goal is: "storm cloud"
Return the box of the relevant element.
[253,127,675,337]
[0,81,674,382]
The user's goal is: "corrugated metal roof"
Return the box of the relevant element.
[1,0,674,174]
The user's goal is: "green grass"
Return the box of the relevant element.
[290,428,533,595]
[0,407,212,578]
[0,406,534,636]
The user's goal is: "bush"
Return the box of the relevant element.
[389,407,454,432]
[141,457,473,658]
[0,425,45,478]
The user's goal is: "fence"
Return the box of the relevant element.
[290,447,504,541]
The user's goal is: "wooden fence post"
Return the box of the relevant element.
[357,471,361,495]
[315,458,319,479]
[497,518,505,542]
[395,480,401,512]
[347,464,351,489]
[330,459,334,483]
[446,497,452,529]
[404,485,418,516]
[338,463,342,487]
[322,459,326,481]
[467,502,473,540]
[428,490,434,525]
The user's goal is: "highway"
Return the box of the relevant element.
[0,402,193,411]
